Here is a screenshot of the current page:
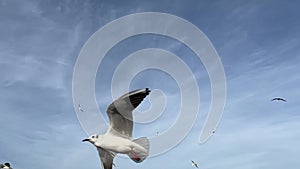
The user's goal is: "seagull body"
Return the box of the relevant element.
[191,160,199,168]
[89,134,148,155]
[271,97,286,102]
[83,88,151,169]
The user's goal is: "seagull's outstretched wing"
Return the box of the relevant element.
[106,88,151,138]
[191,160,199,168]
[98,148,116,169]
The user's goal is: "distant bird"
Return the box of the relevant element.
[78,104,84,112]
[82,88,151,169]
[191,160,199,168]
[271,97,287,102]
[0,163,12,169]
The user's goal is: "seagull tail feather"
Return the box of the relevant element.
[129,137,149,163]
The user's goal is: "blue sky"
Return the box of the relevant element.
[1,0,300,169]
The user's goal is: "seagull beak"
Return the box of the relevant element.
[82,138,90,142]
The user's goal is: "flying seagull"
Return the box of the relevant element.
[191,160,199,168]
[83,88,151,169]
[271,97,287,102]
[78,104,84,112]
[0,163,12,169]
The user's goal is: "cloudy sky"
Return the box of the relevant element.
[1,0,300,169]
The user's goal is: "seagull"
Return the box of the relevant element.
[83,88,151,169]
[191,160,199,168]
[78,104,84,112]
[271,97,287,102]
[0,163,12,169]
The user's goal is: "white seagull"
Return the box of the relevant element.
[83,88,151,169]
[191,160,199,168]
[78,104,84,112]
[0,163,12,169]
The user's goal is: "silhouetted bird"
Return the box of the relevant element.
[271,98,286,102]
[191,160,199,168]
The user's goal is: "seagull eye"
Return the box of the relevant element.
[92,136,95,138]
[96,135,98,138]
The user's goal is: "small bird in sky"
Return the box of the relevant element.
[191,160,199,168]
[78,104,84,112]
[271,97,287,102]
[0,163,13,169]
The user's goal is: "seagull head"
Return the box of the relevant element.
[2,163,11,169]
[82,134,99,144]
